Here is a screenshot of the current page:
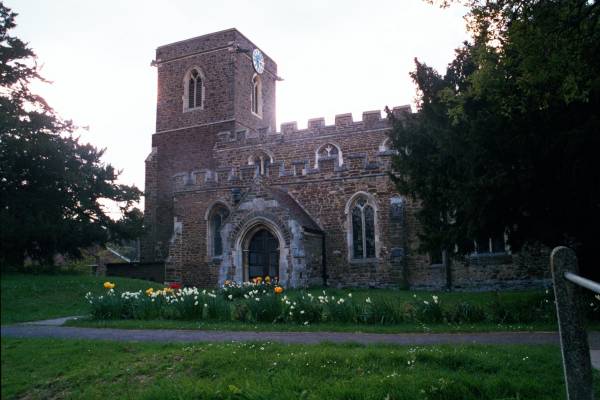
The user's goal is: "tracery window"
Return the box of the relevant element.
[184,68,204,111]
[349,195,377,259]
[314,143,343,168]
[207,204,229,258]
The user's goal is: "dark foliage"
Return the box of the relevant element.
[0,3,143,268]
[389,0,600,277]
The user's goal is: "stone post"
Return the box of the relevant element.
[550,246,594,400]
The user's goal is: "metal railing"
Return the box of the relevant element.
[550,246,599,400]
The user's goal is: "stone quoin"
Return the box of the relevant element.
[141,28,550,289]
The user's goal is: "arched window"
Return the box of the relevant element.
[379,138,391,152]
[346,193,378,260]
[314,142,343,168]
[378,137,400,154]
[206,203,230,258]
[251,74,262,116]
[183,68,204,111]
[248,150,273,176]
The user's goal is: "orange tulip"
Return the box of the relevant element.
[274,286,283,294]
[103,281,115,289]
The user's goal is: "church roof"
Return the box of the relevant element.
[264,186,322,233]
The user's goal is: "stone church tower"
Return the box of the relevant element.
[141,29,550,290]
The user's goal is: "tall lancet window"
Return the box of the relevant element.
[251,74,262,116]
[352,198,376,259]
[207,204,229,258]
[346,193,378,260]
[184,68,204,111]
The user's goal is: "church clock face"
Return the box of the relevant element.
[252,48,265,74]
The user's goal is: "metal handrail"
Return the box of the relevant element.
[564,271,600,294]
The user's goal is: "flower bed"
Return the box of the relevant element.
[83,280,600,326]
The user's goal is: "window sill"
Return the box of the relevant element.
[467,252,512,265]
[251,111,263,119]
[183,106,204,113]
[349,258,380,265]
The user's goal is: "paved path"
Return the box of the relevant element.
[22,316,84,326]
[3,324,600,348]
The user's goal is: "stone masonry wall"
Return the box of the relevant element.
[143,29,551,290]
[142,29,277,262]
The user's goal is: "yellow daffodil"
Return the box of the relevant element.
[145,288,154,296]
[103,281,115,289]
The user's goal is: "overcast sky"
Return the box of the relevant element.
[10,0,469,212]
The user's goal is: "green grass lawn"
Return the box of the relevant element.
[3,338,598,400]
[67,317,568,333]
[0,274,157,324]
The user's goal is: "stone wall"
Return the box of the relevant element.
[142,29,551,290]
[106,262,165,283]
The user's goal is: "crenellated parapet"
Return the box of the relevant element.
[214,105,411,146]
[172,151,395,194]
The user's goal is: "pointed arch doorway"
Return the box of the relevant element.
[247,228,279,280]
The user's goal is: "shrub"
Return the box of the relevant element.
[326,295,359,323]
[411,295,444,323]
[485,292,553,324]
[362,298,404,324]
[447,302,486,324]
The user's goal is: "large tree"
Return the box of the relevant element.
[389,0,600,278]
[0,3,143,268]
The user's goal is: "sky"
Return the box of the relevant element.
[9,0,469,213]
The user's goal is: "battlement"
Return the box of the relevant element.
[215,105,411,144]
[171,147,396,194]
[277,105,411,134]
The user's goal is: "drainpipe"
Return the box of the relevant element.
[321,232,328,287]
[443,249,452,291]
[304,227,327,287]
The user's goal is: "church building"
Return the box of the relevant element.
[141,29,549,290]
